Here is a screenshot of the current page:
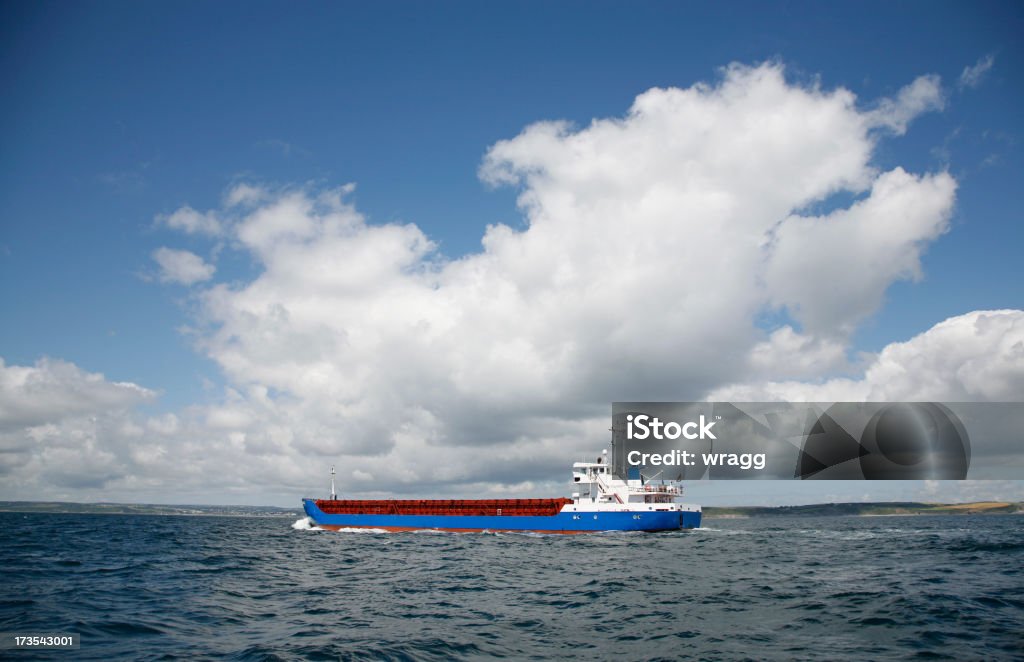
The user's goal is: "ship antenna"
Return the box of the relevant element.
[330,465,337,501]
[608,423,616,479]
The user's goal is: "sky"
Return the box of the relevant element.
[1,1,1022,506]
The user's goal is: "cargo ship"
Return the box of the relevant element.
[302,450,701,533]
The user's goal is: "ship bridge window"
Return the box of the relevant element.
[574,477,580,482]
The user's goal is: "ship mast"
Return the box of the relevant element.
[330,465,337,501]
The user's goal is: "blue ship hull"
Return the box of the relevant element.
[303,499,701,533]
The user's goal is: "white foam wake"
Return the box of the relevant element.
[291,517,322,531]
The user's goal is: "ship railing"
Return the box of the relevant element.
[627,485,682,494]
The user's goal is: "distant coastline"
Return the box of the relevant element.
[0,501,301,517]
[704,501,1023,519]
[1,500,1020,519]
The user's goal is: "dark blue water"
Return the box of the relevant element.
[1,513,1021,660]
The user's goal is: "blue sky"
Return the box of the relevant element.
[1,2,1022,505]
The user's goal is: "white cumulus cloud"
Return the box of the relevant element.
[0,358,157,495]
[710,310,1024,402]
[764,167,956,336]
[158,205,223,236]
[153,247,216,285]
[0,357,155,432]
[866,74,945,134]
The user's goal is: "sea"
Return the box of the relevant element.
[1,512,1021,661]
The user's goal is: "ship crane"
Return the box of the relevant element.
[330,465,337,501]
